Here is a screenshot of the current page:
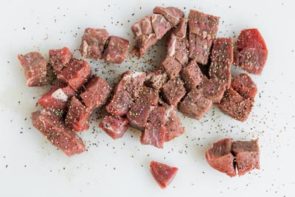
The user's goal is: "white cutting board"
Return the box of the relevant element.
[0,0,294,196]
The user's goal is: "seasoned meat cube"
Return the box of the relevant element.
[57,59,91,90]
[80,28,109,60]
[173,18,187,39]
[167,34,189,65]
[178,88,212,119]
[99,116,129,139]
[232,139,260,176]
[151,14,172,39]
[134,34,158,57]
[188,33,212,65]
[106,90,133,116]
[234,28,268,74]
[231,73,257,99]
[162,78,186,106]
[150,161,178,188]
[136,86,159,106]
[103,36,129,64]
[153,7,184,26]
[80,76,111,110]
[49,47,72,73]
[209,38,233,88]
[200,77,227,103]
[181,60,203,90]
[205,138,236,177]
[141,106,166,148]
[17,52,49,86]
[218,88,254,121]
[161,56,182,79]
[131,16,153,37]
[32,110,85,156]
[145,70,168,90]
[127,102,153,130]
[164,107,184,142]
[65,97,91,132]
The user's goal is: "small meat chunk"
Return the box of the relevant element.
[181,60,203,90]
[179,88,212,119]
[164,107,184,141]
[136,86,159,106]
[162,78,186,106]
[174,18,187,39]
[80,28,109,60]
[161,56,182,79]
[65,97,91,132]
[32,110,85,156]
[131,16,153,37]
[17,52,48,86]
[106,90,133,116]
[80,76,111,110]
[234,28,268,75]
[188,33,213,65]
[57,59,91,91]
[200,77,227,103]
[134,34,158,57]
[49,47,72,73]
[150,161,178,188]
[151,14,172,39]
[103,36,129,64]
[231,73,257,99]
[167,34,189,65]
[99,116,129,139]
[145,70,168,90]
[127,102,152,130]
[153,7,184,26]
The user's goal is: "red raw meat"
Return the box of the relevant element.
[188,33,213,65]
[153,7,184,26]
[181,60,203,90]
[200,77,227,103]
[131,16,153,37]
[150,161,178,188]
[103,36,129,64]
[151,14,172,39]
[49,47,72,73]
[164,107,184,142]
[99,116,129,139]
[136,86,159,106]
[161,56,182,79]
[133,34,158,57]
[127,102,153,130]
[231,73,257,99]
[173,18,187,39]
[167,34,189,65]
[145,70,168,90]
[162,78,186,106]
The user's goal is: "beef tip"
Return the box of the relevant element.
[164,107,184,142]
[80,28,109,60]
[151,14,172,39]
[99,115,129,139]
[141,106,166,148]
[209,38,233,88]
[80,76,111,110]
[173,18,187,39]
[127,102,153,130]
[134,33,158,57]
[234,28,268,75]
[205,138,236,177]
[136,86,159,106]
[232,139,260,176]
[200,77,227,103]
[145,70,168,90]
[181,60,203,90]
[161,56,182,79]
[150,161,178,188]
[161,78,186,106]
[153,7,184,26]
[65,97,91,132]
[188,33,213,65]
[231,73,257,100]
[131,16,153,37]
[17,52,49,86]
[178,88,212,119]
[49,47,72,73]
[57,59,91,91]
[103,36,129,64]
[106,90,133,116]
[218,88,254,121]
[167,34,189,65]
[32,110,85,156]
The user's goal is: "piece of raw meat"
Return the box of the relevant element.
[103,36,129,64]
[164,107,184,141]
[127,102,153,130]
[231,73,257,99]
[99,115,129,139]
[173,18,187,39]
[161,78,186,106]
[188,33,213,65]
[136,86,159,106]
[167,34,189,65]
[161,56,182,79]
[49,47,72,73]
[133,34,158,57]
[150,161,178,188]
[200,77,227,103]
[131,16,153,37]
[151,14,172,39]
[145,70,168,90]
[181,60,203,90]
[153,7,184,26]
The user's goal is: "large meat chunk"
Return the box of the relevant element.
[151,14,172,39]
[200,77,227,103]
[231,73,257,100]
[181,60,203,90]
[153,7,184,26]
[103,36,129,64]
[161,78,186,106]
[161,56,182,79]
[131,16,153,37]
[80,76,111,110]
[17,52,49,86]
[80,28,109,60]
[99,116,129,139]
[150,161,178,188]
[167,34,189,65]
[57,59,91,91]
[31,110,85,156]
[164,107,184,142]
[178,88,212,119]
[234,28,268,75]
[49,47,72,73]
[205,138,236,177]
[145,70,168,90]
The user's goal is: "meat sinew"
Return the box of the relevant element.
[99,115,129,139]
[150,161,178,188]
[103,36,129,64]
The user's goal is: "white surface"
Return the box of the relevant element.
[0,0,295,196]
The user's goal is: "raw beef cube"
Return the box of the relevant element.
[121,71,146,97]
[49,47,72,73]
[181,60,203,90]
[80,28,109,60]
[32,110,85,156]
[167,34,189,65]
[65,97,91,132]
[141,106,166,148]
[200,77,227,103]
[218,88,254,121]
[178,88,212,119]
[231,73,257,99]
[205,138,236,177]
[209,38,233,88]
[136,86,159,106]
[145,70,168,90]
[99,115,129,139]
[106,90,133,116]
[131,16,153,37]
[127,102,153,130]
[162,78,186,106]
[234,28,268,74]
[38,82,75,111]
[151,14,172,39]
[80,76,111,110]
[188,9,219,40]
[188,33,212,65]
[17,52,48,86]
[150,161,178,188]
[174,18,187,39]
[161,56,182,79]
[103,36,129,64]
[164,107,184,142]
[134,33,158,57]
[57,59,91,90]
[153,7,184,26]
[232,139,260,176]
